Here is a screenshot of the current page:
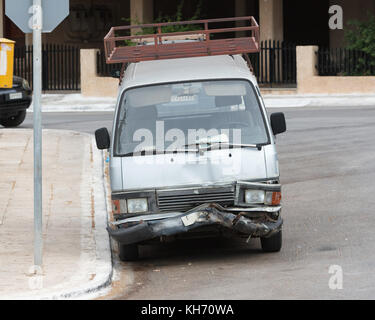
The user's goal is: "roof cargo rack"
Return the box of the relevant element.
[104,17,260,64]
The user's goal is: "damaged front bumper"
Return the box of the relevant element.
[107,203,283,245]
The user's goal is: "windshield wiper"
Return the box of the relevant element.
[122,142,269,157]
[185,141,268,152]
[123,146,198,157]
[222,142,269,151]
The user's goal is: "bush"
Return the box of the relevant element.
[345,14,375,75]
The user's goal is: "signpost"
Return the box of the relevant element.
[5,0,69,268]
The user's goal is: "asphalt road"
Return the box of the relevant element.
[22,112,115,133]
[22,106,375,299]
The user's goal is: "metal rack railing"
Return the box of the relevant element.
[104,16,260,64]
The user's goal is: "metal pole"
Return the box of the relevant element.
[33,0,43,267]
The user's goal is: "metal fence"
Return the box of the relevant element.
[97,40,297,87]
[14,44,81,91]
[317,47,375,76]
[97,50,122,77]
[249,40,297,87]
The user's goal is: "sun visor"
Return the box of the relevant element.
[203,83,246,96]
[127,86,172,107]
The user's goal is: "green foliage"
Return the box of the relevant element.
[150,0,203,33]
[122,0,204,45]
[344,14,375,75]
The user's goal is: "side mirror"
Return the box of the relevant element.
[95,128,110,150]
[270,112,286,136]
[110,69,121,79]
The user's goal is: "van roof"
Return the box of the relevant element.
[121,54,257,89]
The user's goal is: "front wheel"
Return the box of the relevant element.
[261,230,282,252]
[118,243,139,261]
[0,110,27,127]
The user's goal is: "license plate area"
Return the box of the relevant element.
[8,92,23,100]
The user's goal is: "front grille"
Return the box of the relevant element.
[157,187,235,213]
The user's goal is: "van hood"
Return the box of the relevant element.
[119,148,268,190]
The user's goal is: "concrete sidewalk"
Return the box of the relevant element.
[27,93,375,112]
[0,129,112,299]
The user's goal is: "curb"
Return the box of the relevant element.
[28,94,117,113]
[51,137,113,300]
[1,131,113,300]
[264,94,375,108]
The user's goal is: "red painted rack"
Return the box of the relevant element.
[104,16,260,64]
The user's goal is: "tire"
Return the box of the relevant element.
[118,243,139,261]
[0,110,27,128]
[261,230,282,252]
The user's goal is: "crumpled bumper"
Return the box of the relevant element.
[107,204,283,245]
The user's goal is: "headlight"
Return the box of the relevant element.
[127,198,148,213]
[22,79,30,90]
[245,190,282,205]
[245,190,265,204]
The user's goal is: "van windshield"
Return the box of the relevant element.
[114,80,269,156]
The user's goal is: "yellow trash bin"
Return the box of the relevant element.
[0,38,15,89]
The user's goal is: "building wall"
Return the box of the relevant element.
[283,0,330,46]
[259,0,283,41]
[297,46,375,94]
[131,0,153,23]
[43,0,130,48]
[44,0,259,47]
[80,49,118,97]
[329,0,375,48]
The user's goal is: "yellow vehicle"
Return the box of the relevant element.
[0,38,15,89]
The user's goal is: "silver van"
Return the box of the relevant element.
[95,18,286,261]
